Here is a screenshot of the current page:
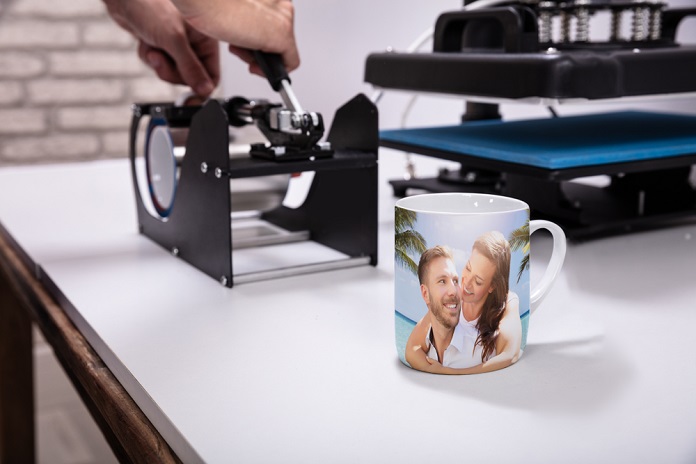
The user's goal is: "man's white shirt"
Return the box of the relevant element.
[425,314,482,368]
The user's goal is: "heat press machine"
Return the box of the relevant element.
[129,53,378,287]
[365,0,696,240]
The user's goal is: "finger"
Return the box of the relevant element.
[275,0,300,72]
[189,29,221,87]
[229,44,298,78]
[228,45,254,66]
[138,42,185,86]
[228,46,265,77]
[167,34,216,97]
[202,44,221,87]
[248,63,264,78]
[281,43,300,73]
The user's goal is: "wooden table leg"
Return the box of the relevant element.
[0,229,183,464]
[0,269,35,464]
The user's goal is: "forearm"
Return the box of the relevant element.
[172,0,293,51]
[469,351,515,373]
[430,352,515,375]
[102,0,131,31]
[405,313,435,371]
[103,0,219,95]
[405,344,434,371]
[103,0,186,44]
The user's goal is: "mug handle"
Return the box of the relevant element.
[530,220,567,314]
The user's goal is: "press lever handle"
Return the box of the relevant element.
[253,51,290,92]
[253,51,304,114]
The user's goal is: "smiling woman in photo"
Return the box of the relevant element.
[405,231,522,374]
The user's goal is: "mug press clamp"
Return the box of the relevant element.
[227,52,333,162]
[129,54,378,287]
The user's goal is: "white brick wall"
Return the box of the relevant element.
[83,21,135,48]
[50,51,144,76]
[57,105,133,131]
[0,52,45,77]
[0,0,194,165]
[0,81,24,105]
[9,0,105,17]
[28,79,125,104]
[0,108,46,133]
[0,21,80,48]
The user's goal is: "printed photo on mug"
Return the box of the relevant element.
[394,193,567,375]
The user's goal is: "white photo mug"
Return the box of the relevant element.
[394,193,566,374]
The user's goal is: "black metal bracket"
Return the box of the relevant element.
[130,101,232,285]
[129,94,378,287]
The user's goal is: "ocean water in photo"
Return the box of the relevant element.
[395,310,416,366]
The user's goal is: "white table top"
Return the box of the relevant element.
[1,158,696,463]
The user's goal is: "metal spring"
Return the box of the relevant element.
[649,6,662,41]
[539,9,554,43]
[610,9,623,41]
[631,6,647,41]
[575,6,590,42]
[560,10,572,43]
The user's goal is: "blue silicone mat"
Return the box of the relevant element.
[380,111,696,170]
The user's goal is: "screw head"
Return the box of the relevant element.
[214,167,223,178]
[171,247,179,256]
[200,162,208,173]
[220,275,228,286]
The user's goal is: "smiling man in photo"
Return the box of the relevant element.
[405,246,465,370]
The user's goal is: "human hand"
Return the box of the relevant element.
[423,357,446,374]
[170,0,300,76]
[104,0,220,97]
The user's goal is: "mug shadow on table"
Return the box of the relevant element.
[396,334,634,414]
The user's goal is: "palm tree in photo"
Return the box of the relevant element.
[395,208,427,276]
[509,211,530,283]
